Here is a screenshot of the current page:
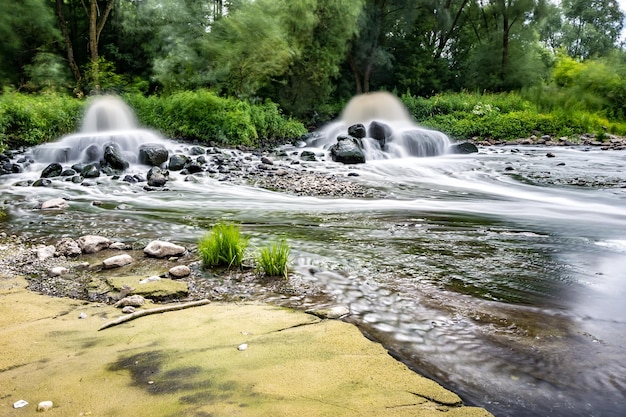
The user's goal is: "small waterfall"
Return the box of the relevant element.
[33,95,166,164]
[307,92,451,160]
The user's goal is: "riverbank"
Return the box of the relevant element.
[0,272,493,416]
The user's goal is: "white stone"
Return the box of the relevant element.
[169,265,191,278]
[139,275,161,284]
[102,254,133,269]
[115,295,145,308]
[41,198,68,210]
[78,312,88,319]
[77,235,111,254]
[121,306,136,314]
[144,240,186,258]
[37,400,54,411]
[13,400,28,408]
[237,343,248,351]
[36,245,56,261]
[49,266,69,276]
[109,241,129,250]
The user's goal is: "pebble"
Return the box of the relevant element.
[13,400,28,408]
[122,306,136,314]
[237,343,248,351]
[139,275,161,284]
[78,312,88,319]
[49,266,69,276]
[169,265,191,278]
[37,400,54,411]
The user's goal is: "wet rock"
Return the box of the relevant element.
[114,294,145,308]
[546,152,556,158]
[81,164,101,178]
[146,166,168,187]
[139,275,161,284]
[139,144,169,166]
[168,154,188,171]
[41,162,63,178]
[144,240,186,258]
[40,198,69,210]
[109,241,130,250]
[32,179,52,187]
[330,135,366,164]
[103,254,133,269]
[103,143,130,170]
[55,237,82,257]
[300,150,317,161]
[189,146,205,155]
[448,142,479,154]
[169,265,191,278]
[368,121,392,147]
[348,123,366,139]
[77,235,111,254]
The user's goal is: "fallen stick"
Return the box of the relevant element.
[98,299,210,331]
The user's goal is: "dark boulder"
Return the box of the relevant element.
[168,154,188,171]
[368,121,392,148]
[41,163,63,178]
[300,150,317,162]
[103,143,130,170]
[147,166,168,187]
[448,142,479,154]
[348,124,367,139]
[139,144,169,166]
[330,135,366,164]
[81,164,101,178]
[84,144,101,162]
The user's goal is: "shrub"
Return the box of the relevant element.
[255,238,290,278]
[198,223,249,268]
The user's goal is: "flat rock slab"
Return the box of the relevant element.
[107,275,189,299]
[0,275,492,417]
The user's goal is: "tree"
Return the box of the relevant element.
[0,0,61,89]
[55,0,115,93]
[561,0,624,59]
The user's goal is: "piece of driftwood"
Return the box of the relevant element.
[98,299,210,331]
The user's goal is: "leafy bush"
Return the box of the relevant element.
[127,90,306,147]
[198,223,249,268]
[255,238,290,278]
[0,90,83,149]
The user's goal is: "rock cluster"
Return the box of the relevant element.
[470,133,626,150]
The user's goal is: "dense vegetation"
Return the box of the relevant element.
[1,0,626,151]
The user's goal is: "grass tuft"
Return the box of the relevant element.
[255,238,290,279]
[198,222,248,269]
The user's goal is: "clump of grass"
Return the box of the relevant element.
[255,238,290,279]
[198,222,248,268]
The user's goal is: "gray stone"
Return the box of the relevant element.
[41,198,69,210]
[77,235,111,254]
[41,163,63,178]
[169,265,191,278]
[144,240,186,258]
[103,143,129,170]
[56,237,82,257]
[36,245,56,261]
[103,254,133,269]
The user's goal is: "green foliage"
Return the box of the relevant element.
[198,223,249,269]
[127,90,306,146]
[255,238,291,279]
[0,90,83,149]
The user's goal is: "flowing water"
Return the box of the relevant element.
[1,95,626,416]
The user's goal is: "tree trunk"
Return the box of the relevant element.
[55,0,82,86]
[87,0,115,94]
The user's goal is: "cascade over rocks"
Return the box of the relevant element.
[330,135,366,164]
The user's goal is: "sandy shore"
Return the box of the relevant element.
[0,273,493,417]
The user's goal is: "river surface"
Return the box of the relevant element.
[1,142,626,417]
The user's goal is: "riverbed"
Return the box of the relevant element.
[1,142,626,416]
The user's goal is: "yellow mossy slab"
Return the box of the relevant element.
[107,275,188,298]
[0,275,493,417]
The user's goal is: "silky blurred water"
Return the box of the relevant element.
[2,142,626,416]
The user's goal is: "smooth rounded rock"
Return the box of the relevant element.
[144,240,186,258]
[169,265,191,278]
[102,254,133,269]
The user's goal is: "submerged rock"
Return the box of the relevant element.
[77,235,111,254]
[448,141,479,154]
